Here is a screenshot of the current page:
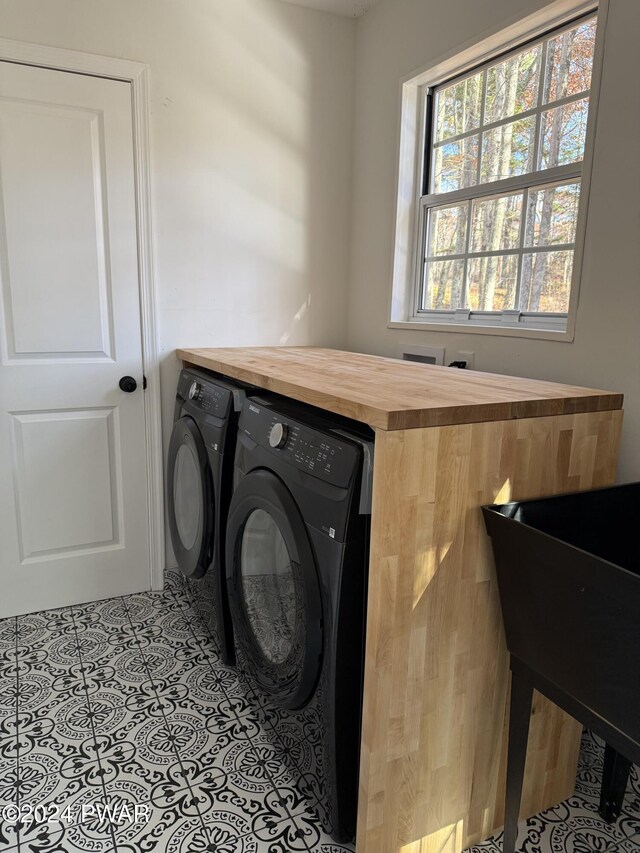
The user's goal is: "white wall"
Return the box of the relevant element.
[0,0,356,480]
[2,0,636,492]
[347,0,640,480]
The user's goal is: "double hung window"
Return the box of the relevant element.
[415,14,597,331]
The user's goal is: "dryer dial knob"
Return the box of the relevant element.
[269,422,288,449]
[188,381,202,401]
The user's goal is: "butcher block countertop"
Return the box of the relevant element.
[177,346,623,431]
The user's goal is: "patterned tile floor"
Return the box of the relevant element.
[0,571,638,852]
[466,730,640,852]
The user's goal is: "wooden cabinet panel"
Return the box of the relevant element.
[357,409,622,853]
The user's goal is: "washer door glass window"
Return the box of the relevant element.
[226,469,323,709]
[174,444,201,551]
[240,508,297,665]
[167,416,213,579]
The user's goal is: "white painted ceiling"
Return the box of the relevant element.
[279,0,379,18]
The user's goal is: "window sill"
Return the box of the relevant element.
[387,318,576,342]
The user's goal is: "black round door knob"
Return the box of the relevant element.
[119,376,138,393]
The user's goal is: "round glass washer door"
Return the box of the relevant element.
[240,508,298,665]
[226,468,323,709]
[174,443,201,551]
[167,416,213,579]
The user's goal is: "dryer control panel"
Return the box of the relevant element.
[240,399,360,489]
[177,370,233,418]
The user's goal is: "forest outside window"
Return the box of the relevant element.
[416,14,597,331]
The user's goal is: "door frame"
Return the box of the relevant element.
[0,38,165,590]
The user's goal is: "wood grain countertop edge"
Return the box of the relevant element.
[177,347,624,431]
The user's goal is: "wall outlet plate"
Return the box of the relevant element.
[451,350,475,369]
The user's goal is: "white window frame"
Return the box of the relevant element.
[388,0,608,341]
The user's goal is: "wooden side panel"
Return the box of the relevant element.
[357,409,623,853]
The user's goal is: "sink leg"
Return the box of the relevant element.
[599,743,632,823]
[504,668,533,853]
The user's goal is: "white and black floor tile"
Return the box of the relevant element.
[1,572,639,852]
[465,731,640,852]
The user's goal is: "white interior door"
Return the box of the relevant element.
[0,61,150,617]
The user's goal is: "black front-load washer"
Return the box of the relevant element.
[225,395,374,841]
[167,367,250,665]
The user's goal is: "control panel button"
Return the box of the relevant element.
[269,422,289,449]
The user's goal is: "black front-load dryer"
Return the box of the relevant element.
[167,367,250,665]
[225,395,374,841]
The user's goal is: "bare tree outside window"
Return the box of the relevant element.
[420,15,597,320]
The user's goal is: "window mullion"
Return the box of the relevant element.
[425,242,575,263]
[417,204,430,312]
[476,70,487,187]
[532,39,549,171]
[538,88,590,114]
[514,187,529,311]
[433,125,479,149]
[420,162,582,208]
[460,201,474,309]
